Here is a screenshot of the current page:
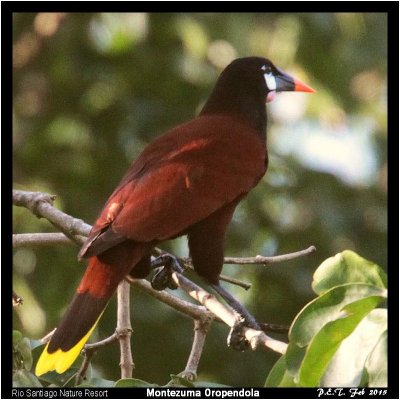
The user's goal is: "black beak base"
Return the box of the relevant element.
[275,72,315,93]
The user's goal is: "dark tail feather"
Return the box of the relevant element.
[36,241,149,375]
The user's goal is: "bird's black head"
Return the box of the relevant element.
[200,57,314,138]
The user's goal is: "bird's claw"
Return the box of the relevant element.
[227,317,250,351]
[151,267,178,290]
[150,254,183,290]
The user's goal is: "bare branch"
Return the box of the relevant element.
[126,276,213,321]
[151,246,316,290]
[171,272,288,354]
[245,327,288,354]
[84,333,119,351]
[222,246,317,265]
[76,334,119,385]
[13,190,91,244]
[216,274,251,290]
[116,281,134,378]
[180,246,316,266]
[181,319,212,381]
[13,233,85,248]
[75,351,92,386]
[259,322,289,335]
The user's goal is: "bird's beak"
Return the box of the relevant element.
[274,70,315,93]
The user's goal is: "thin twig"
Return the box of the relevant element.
[85,333,119,351]
[13,233,86,248]
[75,333,119,386]
[181,319,212,381]
[126,276,213,321]
[178,246,316,267]
[117,281,134,378]
[260,322,289,335]
[13,190,91,244]
[221,246,317,265]
[75,352,92,386]
[218,275,251,290]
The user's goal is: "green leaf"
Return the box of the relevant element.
[86,378,116,387]
[321,309,387,387]
[289,283,386,346]
[312,250,387,294]
[36,369,80,387]
[285,343,306,378]
[114,378,155,387]
[13,330,23,347]
[298,299,384,387]
[13,369,42,387]
[16,338,33,371]
[194,382,231,387]
[168,374,196,387]
[265,355,297,387]
[365,329,387,387]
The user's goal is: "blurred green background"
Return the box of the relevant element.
[13,13,387,386]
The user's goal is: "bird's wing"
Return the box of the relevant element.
[80,115,267,257]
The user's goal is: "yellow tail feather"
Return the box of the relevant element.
[35,321,98,376]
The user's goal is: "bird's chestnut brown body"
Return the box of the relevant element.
[36,57,313,375]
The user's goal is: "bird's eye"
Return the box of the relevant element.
[261,65,272,74]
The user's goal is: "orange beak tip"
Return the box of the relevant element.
[294,78,316,93]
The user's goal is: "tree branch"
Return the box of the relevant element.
[126,276,213,321]
[84,333,119,351]
[13,190,90,244]
[170,272,288,354]
[222,246,317,265]
[181,318,212,381]
[13,233,85,248]
[13,190,315,288]
[116,281,134,378]
[76,334,119,385]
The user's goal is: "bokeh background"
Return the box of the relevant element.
[13,13,387,386]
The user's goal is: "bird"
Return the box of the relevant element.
[35,56,314,376]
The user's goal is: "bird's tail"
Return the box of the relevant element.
[35,241,148,376]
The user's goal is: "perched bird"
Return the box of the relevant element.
[35,57,314,375]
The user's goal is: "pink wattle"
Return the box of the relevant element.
[266,91,276,103]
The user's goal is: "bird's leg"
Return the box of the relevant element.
[150,253,184,291]
[211,283,260,351]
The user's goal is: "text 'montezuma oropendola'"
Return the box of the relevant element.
[36,57,314,375]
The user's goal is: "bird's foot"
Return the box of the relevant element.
[151,253,184,290]
[151,267,177,290]
[211,283,260,351]
[227,316,250,351]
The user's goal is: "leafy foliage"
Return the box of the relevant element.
[265,251,387,387]
[13,331,41,387]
